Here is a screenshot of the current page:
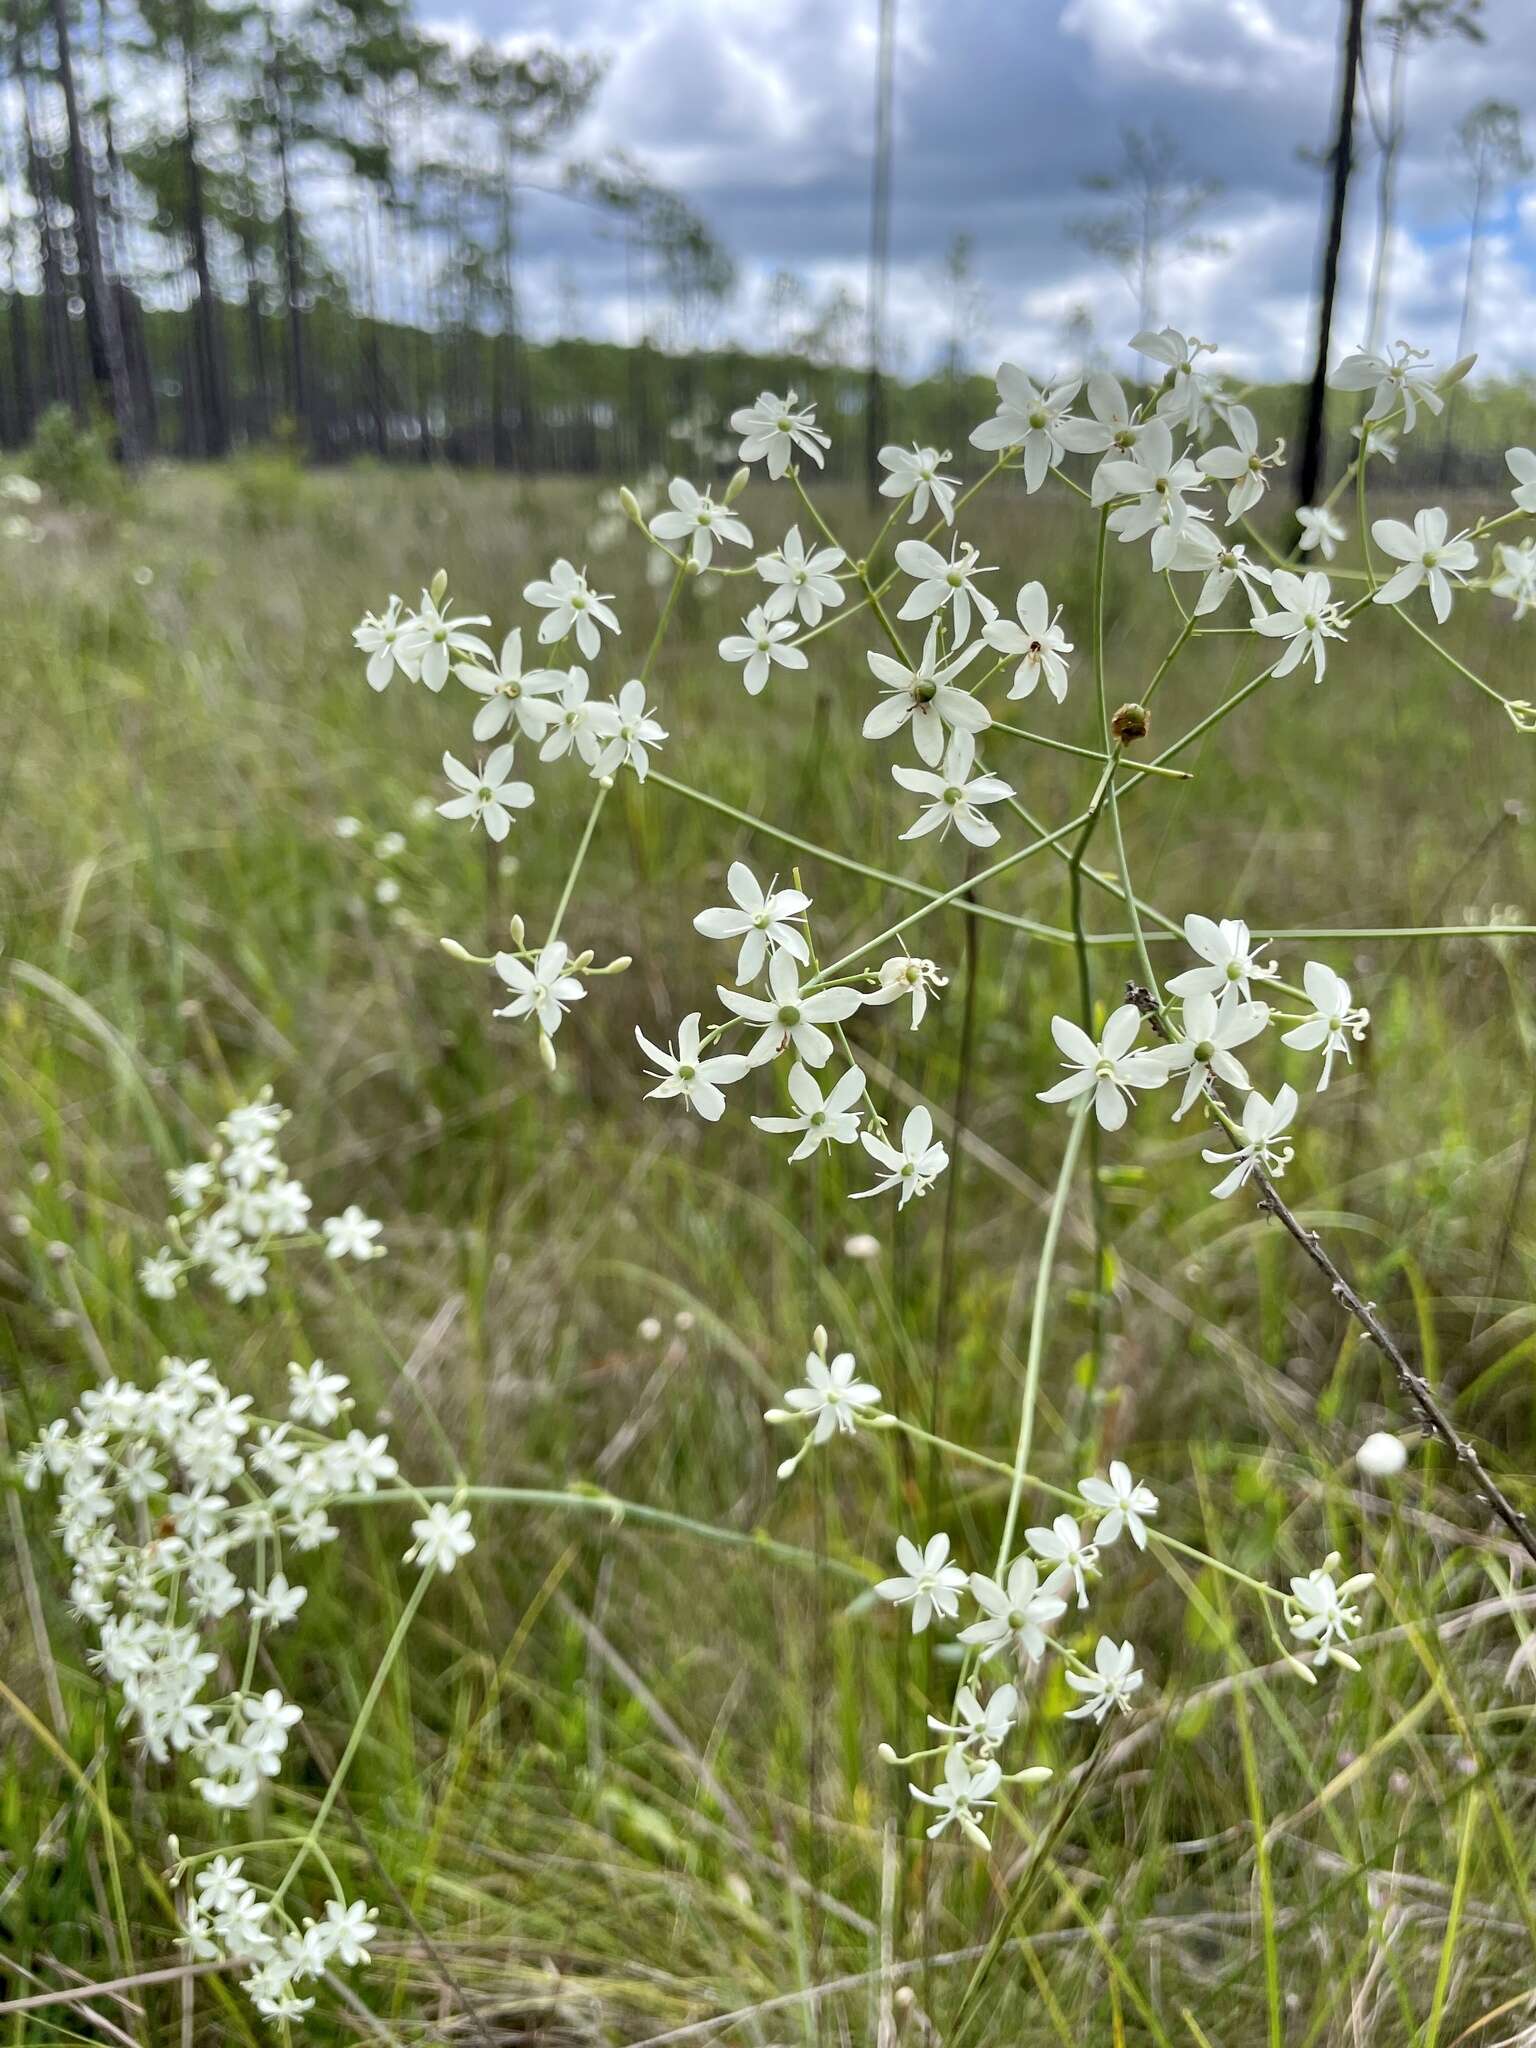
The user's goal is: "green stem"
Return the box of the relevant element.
[997,1106,1088,1570]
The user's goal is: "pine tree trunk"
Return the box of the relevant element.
[180,12,227,456]
[48,0,138,460]
[1297,0,1364,510]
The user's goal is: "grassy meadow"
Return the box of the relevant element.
[3,448,1536,2045]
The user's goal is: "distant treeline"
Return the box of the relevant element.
[4,0,1532,490]
[5,287,1533,495]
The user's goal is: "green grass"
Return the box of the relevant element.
[2,453,1536,2044]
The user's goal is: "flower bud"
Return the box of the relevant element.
[618,485,642,522]
[843,1233,882,1261]
[1356,1430,1407,1478]
[1111,702,1150,744]
[724,465,751,505]
[429,567,448,605]
[812,1323,828,1357]
[1440,353,1477,391]
[440,936,478,962]
[570,949,594,974]
[538,1031,557,1073]
[508,913,526,948]
[602,954,633,975]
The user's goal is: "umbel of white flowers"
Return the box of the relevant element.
[325,316,1529,1888]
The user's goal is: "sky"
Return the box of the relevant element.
[420,0,1536,383]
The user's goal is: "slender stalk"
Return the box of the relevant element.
[997,1107,1088,1570]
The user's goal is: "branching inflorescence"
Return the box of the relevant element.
[21,324,1536,2027]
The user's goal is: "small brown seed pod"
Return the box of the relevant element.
[1111,701,1150,744]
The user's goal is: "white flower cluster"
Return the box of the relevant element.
[766,1327,1369,1839]
[865,1456,1160,1846]
[181,1855,377,2021]
[22,1352,386,1792]
[1037,916,1370,1195]
[21,1347,475,2017]
[138,1091,383,1304]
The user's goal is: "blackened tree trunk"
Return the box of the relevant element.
[48,0,138,459]
[1296,0,1364,510]
[179,2,227,455]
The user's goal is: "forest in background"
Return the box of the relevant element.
[2,0,1534,487]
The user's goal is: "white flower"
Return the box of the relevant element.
[1065,1637,1144,1723]
[538,668,609,767]
[878,443,958,524]
[863,621,988,764]
[756,525,845,624]
[729,389,829,478]
[772,1342,880,1463]
[493,941,586,1037]
[436,747,533,842]
[1353,420,1399,464]
[1493,538,1536,620]
[866,955,948,1030]
[1356,1431,1407,1478]
[1202,1085,1298,1200]
[719,605,808,696]
[854,1103,949,1206]
[892,729,1014,848]
[648,477,752,568]
[1284,1552,1371,1670]
[960,1556,1067,1663]
[752,1062,866,1161]
[969,365,1099,491]
[693,861,810,983]
[168,1160,216,1210]
[1075,370,1151,477]
[248,1573,306,1628]
[981,581,1073,702]
[1036,1006,1167,1132]
[1167,914,1279,1002]
[1155,987,1270,1118]
[321,1207,384,1260]
[1079,1461,1159,1549]
[522,559,620,661]
[1505,446,1536,515]
[140,1249,182,1299]
[1133,326,1222,431]
[1169,524,1273,617]
[1197,404,1284,522]
[716,947,863,1069]
[1296,505,1346,561]
[635,1012,749,1122]
[317,1898,377,1969]
[393,593,494,694]
[876,1532,969,1633]
[456,628,564,743]
[287,1362,350,1427]
[909,1746,1003,1847]
[406,1503,476,1573]
[593,679,667,782]
[352,596,410,691]
[1371,508,1478,624]
[211,1244,268,1301]
[894,536,998,641]
[1099,419,1209,569]
[1026,1513,1100,1609]
[926,1681,1019,1753]
[1330,341,1442,434]
[1280,961,1369,1091]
